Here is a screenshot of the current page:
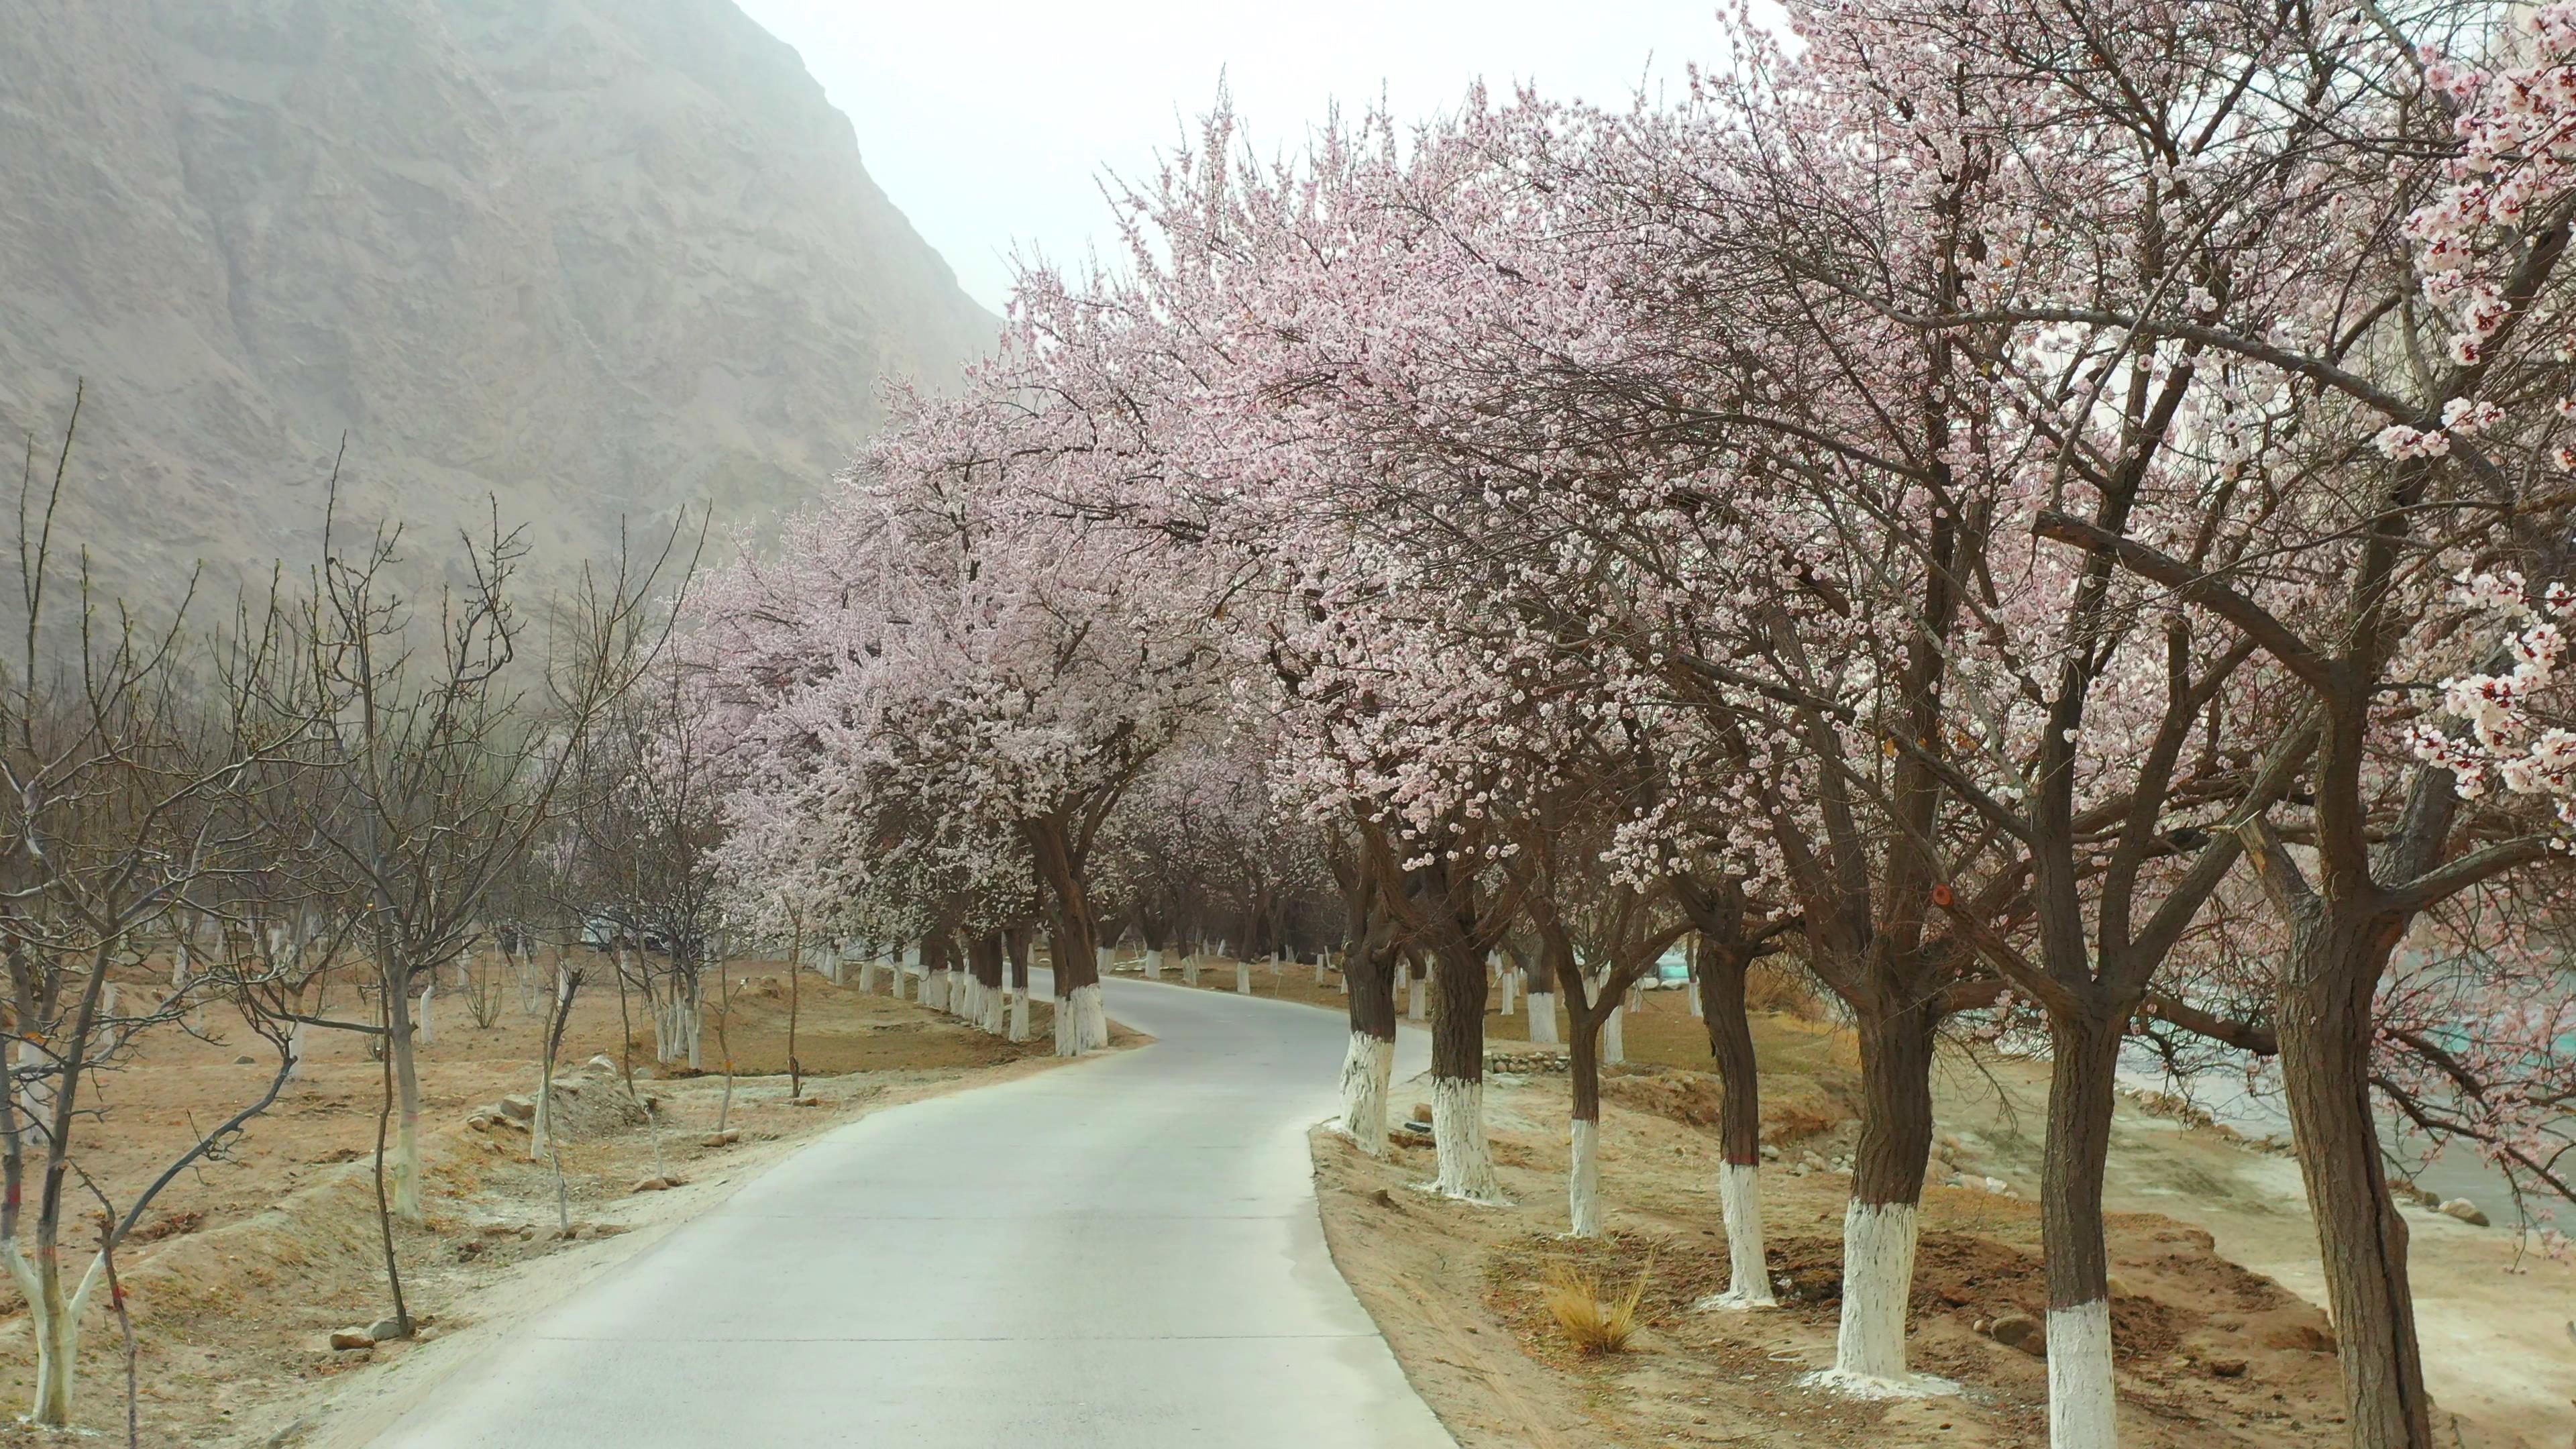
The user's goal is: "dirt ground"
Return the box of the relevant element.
[1216,961,2576,1449]
[0,951,1109,1448]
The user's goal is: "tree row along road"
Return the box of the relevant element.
[363,974,1454,1448]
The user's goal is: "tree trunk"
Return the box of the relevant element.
[386,975,425,1224]
[1828,996,1939,1389]
[1026,819,1110,1056]
[2279,910,2432,1449]
[1426,943,1501,1201]
[1566,996,1605,1237]
[19,1242,75,1426]
[1338,898,1400,1152]
[1696,943,1774,1309]
[1006,926,1033,1042]
[1599,972,1625,1065]
[2042,1007,2124,1449]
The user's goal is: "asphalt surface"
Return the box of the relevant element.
[364,971,1455,1448]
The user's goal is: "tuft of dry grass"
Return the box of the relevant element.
[1542,1250,1654,1354]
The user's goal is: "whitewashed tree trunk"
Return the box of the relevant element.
[1407,974,1426,1022]
[1336,1032,1393,1155]
[1183,955,1201,987]
[417,982,435,1046]
[1235,961,1251,994]
[1053,983,1108,1057]
[1312,956,1325,987]
[1527,988,1560,1044]
[924,967,949,1012]
[1145,948,1164,980]
[532,966,570,1163]
[1422,1077,1505,1201]
[1097,945,1114,979]
[1567,1119,1602,1237]
[1008,985,1030,1042]
[685,973,704,1069]
[1813,1201,1949,1396]
[2049,1299,2116,1449]
[1697,1163,1778,1309]
[1603,994,1625,1065]
[13,1040,52,1146]
[1499,967,1517,1016]
[9,1239,94,1427]
[388,983,426,1223]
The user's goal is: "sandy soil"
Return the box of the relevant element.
[1234,963,2572,1449]
[0,952,1116,1448]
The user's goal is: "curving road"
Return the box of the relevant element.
[363,973,1453,1448]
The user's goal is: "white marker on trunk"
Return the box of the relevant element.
[1419,1077,1506,1203]
[1566,1119,1602,1236]
[1336,1031,1393,1154]
[1053,982,1108,1057]
[2048,1299,2116,1449]
[1697,1163,1777,1309]
[1807,1201,1955,1398]
[1526,988,1560,1044]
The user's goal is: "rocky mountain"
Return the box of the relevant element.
[0,0,996,601]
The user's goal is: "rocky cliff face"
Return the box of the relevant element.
[0,0,995,596]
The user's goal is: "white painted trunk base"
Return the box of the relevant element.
[1807,1201,1955,1398]
[1603,1002,1624,1065]
[1145,949,1164,981]
[922,969,947,1012]
[1687,982,1705,1018]
[1695,1163,1778,1309]
[1008,986,1030,1042]
[418,983,436,1046]
[980,983,1008,1036]
[1407,977,1426,1022]
[1336,1031,1394,1155]
[1567,1118,1602,1237]
[1527,990,1560,1044]
[1499,969,1516,1016]
[2049,1299,2116,1449]
[1417,1076,1506,1203]
[1235,963,1252,994]
[1184,957,1201,987]
[1053,982,1109,1057]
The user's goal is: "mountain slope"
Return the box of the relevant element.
[0,0,996,596]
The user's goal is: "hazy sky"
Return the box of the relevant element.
[734,1,1739,313]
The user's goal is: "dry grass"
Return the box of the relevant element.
[1540,1248,1654,1355]
[1745,960,1825,1018]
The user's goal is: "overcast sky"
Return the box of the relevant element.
[734,1,1741,313]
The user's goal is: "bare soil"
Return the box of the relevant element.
[0,952,1112,1448]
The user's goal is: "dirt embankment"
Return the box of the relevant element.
[1301,992,2573,1449]
[0,959,1102,1449]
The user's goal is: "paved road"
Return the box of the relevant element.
[366,973,1453,1448]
